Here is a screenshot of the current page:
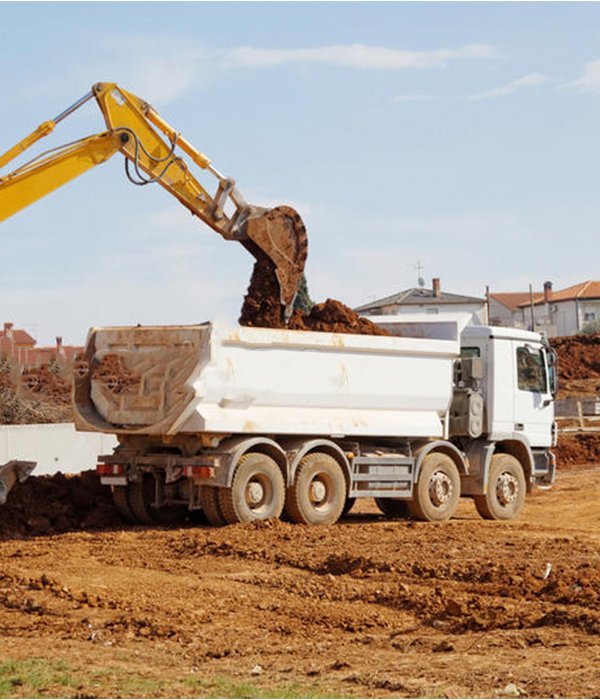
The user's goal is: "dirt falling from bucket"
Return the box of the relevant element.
[239,258,388,336]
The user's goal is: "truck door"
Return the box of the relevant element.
[512,342,554,447]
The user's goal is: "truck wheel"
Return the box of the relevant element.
[375,497,410,518]
[342,496,356,516]
[219,453,285,524]
[129,473,187,525]
[201,487,228,527]
[285,453,346,526]
[474,454,526,521]
[409,453,460,522]
[111,485,136,523]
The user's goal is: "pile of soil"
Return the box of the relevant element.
[554,432,600,467]
[0,470,121,538]
[21,365,71,404]
[0,354,72,425]
[551,333,600,381]
[288,299,389,335]
[239,258,388,336]
[0,390,72,425]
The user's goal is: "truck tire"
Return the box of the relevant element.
[285,452,346,526]
[409,453,460,522]
[375,497,410,518]
[201,487,228,526]
[128,473,188,525]
[218,453,285,524]
[111,485,137,523]
[474,454,526,521]
[342,496,356,516]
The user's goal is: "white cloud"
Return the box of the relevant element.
[224,43,497,71]
[392,94,435,103]
[468,72,549,101]
[16,38,497,110]
[562,59,600,93]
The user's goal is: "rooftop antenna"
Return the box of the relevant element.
[415,260,425,288]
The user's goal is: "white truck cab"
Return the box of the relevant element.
[461,325,556,448]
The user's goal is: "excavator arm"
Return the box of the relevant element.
[0,82,307,317]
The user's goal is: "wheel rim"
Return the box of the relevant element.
[496,471,519,506]
[244,474,272,515]
[428,470,454,507]
[309,473,333,511]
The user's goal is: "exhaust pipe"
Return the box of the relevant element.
[0,461,36,505]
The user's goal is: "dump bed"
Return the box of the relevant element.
[73,322,459,439]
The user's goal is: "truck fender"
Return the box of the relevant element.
[211,436,289,488]
[463,436,534,496]
[413,441,468,481]
[281,438,351,491]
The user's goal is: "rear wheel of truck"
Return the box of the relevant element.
[285,453,346,526]
[342,496,356,516]
[219,453,285,524]
[409,453,460,522]
[128,473,188,525]
[201,487,228,526]
[375,497,410,518]
[111,485,137,523]
[474,454,526,521]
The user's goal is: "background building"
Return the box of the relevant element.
[355,278,487,326]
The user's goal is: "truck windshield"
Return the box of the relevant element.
[516,346,548,394]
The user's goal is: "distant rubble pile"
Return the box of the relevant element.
[0,353,73,425]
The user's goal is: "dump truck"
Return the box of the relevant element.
[77,316,557,526]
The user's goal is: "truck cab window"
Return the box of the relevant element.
[461,347,481,359]
[517,347,547,394]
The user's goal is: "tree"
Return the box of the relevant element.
[293,274,314,313]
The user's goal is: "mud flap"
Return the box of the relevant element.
[0,461,37,505]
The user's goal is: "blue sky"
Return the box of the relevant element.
[1,2,599,344]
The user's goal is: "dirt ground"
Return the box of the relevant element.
[0,464,599,698]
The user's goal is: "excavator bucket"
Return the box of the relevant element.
[241,206,308,317]
[0,460,36,505]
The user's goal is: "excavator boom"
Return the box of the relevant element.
[0,82,307,316]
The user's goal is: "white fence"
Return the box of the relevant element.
[0,423,118,475]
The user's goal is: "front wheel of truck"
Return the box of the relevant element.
[285,452,346,526]
[474,454,526,521]
[409,453,460,522]
[219,453,285,524]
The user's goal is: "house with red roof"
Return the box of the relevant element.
[490,281,600,336]
[0,322,83,368]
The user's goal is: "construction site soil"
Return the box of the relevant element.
[239,258,388,335]
[0,465,599,698]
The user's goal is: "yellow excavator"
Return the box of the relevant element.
[0,82,307,319]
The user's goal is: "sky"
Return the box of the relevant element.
[1,1,600,344]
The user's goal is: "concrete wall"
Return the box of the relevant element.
[0,423,118,476]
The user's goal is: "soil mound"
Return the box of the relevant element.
[239,259,388,336]
[0,389,72,425]
[21,365,71,404]
[288,299,389,335]
[554,432,600,467]
[551,333,600,381]
[0,470,121,538]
